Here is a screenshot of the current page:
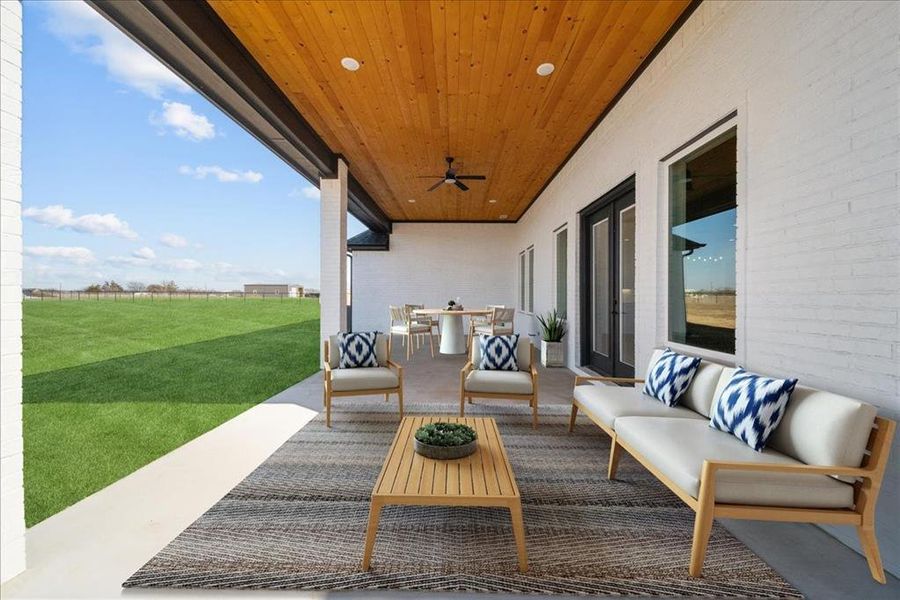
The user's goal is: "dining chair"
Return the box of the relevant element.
[390,305,434,360]
[405,303,439,348]
[470,306,515,339]
[468,304,506,342]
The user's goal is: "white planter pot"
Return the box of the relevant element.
[541,340,565,367]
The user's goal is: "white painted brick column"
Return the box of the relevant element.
[319,158,348,359]
[0,0,26,584]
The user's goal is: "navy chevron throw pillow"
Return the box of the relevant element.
[478,334,519,371]
[338,331,379,368]
[710,368,798,451]
[642,349,701,407]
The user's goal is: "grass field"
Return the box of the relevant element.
[23,298,320,527]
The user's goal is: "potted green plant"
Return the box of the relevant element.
[413,422,478,459]
[536,309,567,367]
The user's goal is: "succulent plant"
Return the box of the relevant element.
[414,422,477,447]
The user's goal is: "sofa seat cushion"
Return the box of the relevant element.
[330,367,399,392]
[574,385,705,429]
[615,417,854,509]
[465,370,533,395]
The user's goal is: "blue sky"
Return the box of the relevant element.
[22,0,363,291]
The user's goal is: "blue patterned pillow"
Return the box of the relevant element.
[710,368,798,451]
[642,349,701,407]
[338,332,379,368]
[478,334,519,371]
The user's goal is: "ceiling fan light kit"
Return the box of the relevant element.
[418,157,486,192]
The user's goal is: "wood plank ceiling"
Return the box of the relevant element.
[208,0,692,222]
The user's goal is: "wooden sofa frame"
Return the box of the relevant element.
[569,374,896,584]
[460,342,540,429]
[323,338,404,428]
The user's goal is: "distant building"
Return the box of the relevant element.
[243,284,304,297]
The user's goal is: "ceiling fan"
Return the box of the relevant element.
[418,157,486,192]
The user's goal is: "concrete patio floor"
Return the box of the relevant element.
[2,345,897,599]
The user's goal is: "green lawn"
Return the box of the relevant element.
[23,298,320,527]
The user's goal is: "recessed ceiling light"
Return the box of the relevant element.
[488,199,497,204]
[407,198,416,203]
[536,62,555,76]
[499,214,508,220]
[340,57,361,71]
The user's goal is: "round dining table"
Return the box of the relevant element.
[412,308,491,355]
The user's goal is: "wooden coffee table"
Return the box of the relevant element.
[362,416,528,572]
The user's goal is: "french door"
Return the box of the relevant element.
[581,179,636,377]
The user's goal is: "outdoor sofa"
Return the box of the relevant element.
[569,348,896,583]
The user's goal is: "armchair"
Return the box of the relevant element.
[460,337,539,428]
[322,334,403,428]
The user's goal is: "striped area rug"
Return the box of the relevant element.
[124,402,802,597]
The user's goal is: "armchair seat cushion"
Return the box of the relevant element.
[614,417,854,508]
[330,367,399,392]
[465,369,533,395]
[574,384,705,429]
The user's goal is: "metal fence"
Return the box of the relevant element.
[24,291,319,302]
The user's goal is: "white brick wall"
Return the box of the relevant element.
[351,223,518,335]
[512,0,899,575]
[0,0,25,584]
[319,159,348,355]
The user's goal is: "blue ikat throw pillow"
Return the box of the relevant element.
[478,334,519,371]
[642,348,701,407]
[710,368,798,451]
[338,331,379,368]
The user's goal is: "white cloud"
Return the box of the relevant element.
[24,205,138,239]
[160,233,188,248]
[179,165,262,183]
[153,102,215,141]
[132,247,156,260]
[167,258,203,271]
[106,255,145,267]
[25,246,95,264]
[289,186,320,200]
[43,1,191,98]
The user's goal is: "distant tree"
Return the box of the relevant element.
[146,281,178,293]
[126,281,146,292]
[101,281,124,292]
[84,284,101,293]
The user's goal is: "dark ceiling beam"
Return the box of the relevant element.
[88,0,392,234]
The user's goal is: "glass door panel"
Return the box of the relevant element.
[591,219,610,357]
[618,206,636,368]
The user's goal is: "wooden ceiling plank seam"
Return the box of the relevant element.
[430,0,449,134]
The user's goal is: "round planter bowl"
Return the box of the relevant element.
[414,438,477,460]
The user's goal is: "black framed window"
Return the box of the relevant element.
[668,128,737,354]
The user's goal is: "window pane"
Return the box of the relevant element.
[592,219,610,356]
[519,253,526,310]
[527,247,535,312]
[619,207,635,366]
[668,128,737,354]
[556,229,567,317]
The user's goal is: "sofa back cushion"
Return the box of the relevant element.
[328,334,387,368]
[643,348,724,417]
[766,385,877,472]
[472,336,530,371]
[681,360,725,417]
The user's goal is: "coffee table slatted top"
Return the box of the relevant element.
[373,416,520,505]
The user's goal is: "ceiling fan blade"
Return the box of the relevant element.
[456,175,486,180]
[417,175,446,179]
[454,180,469,191]
[427,180,445,192]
